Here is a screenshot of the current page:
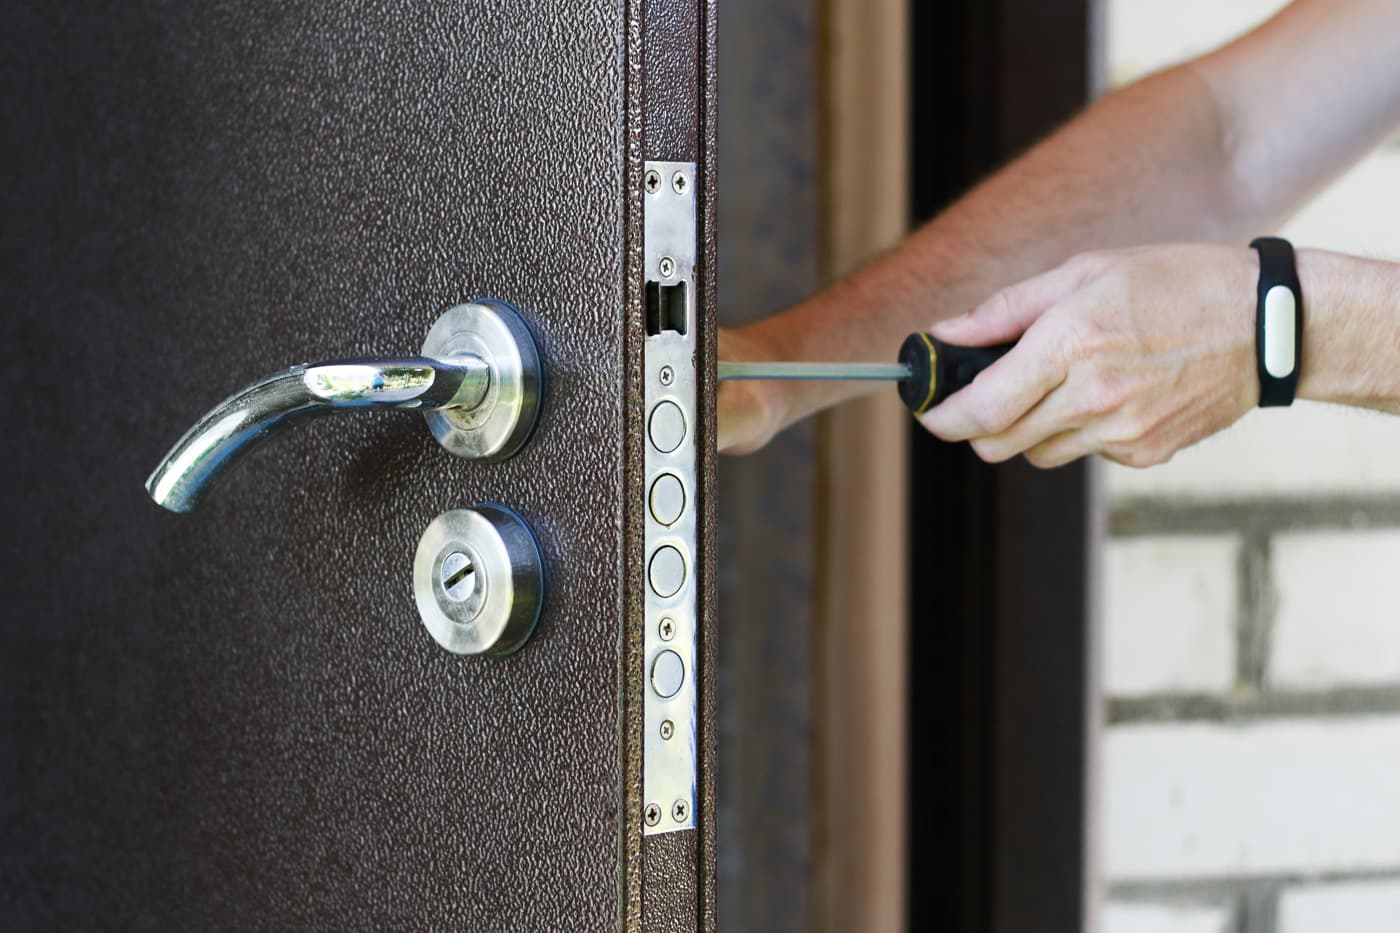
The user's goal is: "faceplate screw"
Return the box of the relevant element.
[645,803,662,826]
[440,551,477,601]
[659,617,675,641]
[659,256,676,278]
[644,170,662,194]
[660,719,675,740]
[671,799,689,822]
[659,366,674,386]
[671,171,688,195]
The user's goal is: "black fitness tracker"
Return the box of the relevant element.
[1250,236,1303,407]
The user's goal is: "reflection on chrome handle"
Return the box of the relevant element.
[146,356,489,514]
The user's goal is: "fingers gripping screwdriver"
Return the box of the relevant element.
[717,334,1013,415]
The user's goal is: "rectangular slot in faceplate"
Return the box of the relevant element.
[645,280,688,336]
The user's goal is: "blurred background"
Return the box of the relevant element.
[717,1,1400,931]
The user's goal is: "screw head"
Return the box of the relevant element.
[659,366,674,387]
[671,171,688,195]
[440,551,477,602]
[660,719,674,740]
[644,802,662,826]
[671,799,689,822]
[659,617,675,641]
[658,256,676,278]
[644,169,662,194]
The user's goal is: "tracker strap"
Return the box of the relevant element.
[1250,236,1303,407]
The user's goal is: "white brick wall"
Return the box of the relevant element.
[1270,530,1400,689]
[1104,901,1232,933]
[1105,537,1237,696]
[1104,717,1400,881]
[1100,3,1400,930]
[1278,879,1400,933]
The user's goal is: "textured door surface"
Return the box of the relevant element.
[1,1,715,928]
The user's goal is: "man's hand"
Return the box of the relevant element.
[921,245,1260,468]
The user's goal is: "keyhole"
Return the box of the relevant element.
[440,551,477,601]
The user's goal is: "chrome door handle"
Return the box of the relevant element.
[146,300,542,513]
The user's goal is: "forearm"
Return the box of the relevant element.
[1299,249,1400,413]
[740,63,1247,430]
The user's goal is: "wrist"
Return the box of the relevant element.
[1222,245,1263,408]
[1294,248,1373,406]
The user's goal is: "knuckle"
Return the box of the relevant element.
[1058,311,1114,357]
[1108,441,1171,469]
[977,286,1016,321]
[1063,383,1102,421]
[1133,411,1168,444]
[1024,447,1054,469]
[971,398,1016,435]
[1074,391,1112,421]
[1108,446,1145,469]
[1059,321,1102,365]
[1066,249,1120,279]
[1077,374,1130,419]
[1108,407,1154,445]
[1140,443,1174,468]
[1066,251,1102,275]
[970,437,1013,464]
[1102,373,1135,410]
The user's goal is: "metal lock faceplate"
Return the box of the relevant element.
[642,161,698,835]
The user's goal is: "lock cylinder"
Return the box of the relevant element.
[412,505,545,656]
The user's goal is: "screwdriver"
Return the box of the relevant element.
[718,334,1013,415]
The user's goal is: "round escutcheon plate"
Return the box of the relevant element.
[421,299,543,462]
[413,505,545,656]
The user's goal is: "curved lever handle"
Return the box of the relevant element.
[146,300,544,515]
[146,357,489,513]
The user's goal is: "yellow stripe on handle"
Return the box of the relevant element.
[915,332,938,414]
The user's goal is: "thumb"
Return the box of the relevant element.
[931,254,1098,346]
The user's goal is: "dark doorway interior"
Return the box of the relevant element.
[906,3,1097,931]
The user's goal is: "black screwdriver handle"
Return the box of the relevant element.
[897,333,1014,415]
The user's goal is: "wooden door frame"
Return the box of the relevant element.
[814,0,910,929]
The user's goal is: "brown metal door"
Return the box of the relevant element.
[1,1,715,928]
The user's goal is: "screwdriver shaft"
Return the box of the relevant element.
[717,361,912,382]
